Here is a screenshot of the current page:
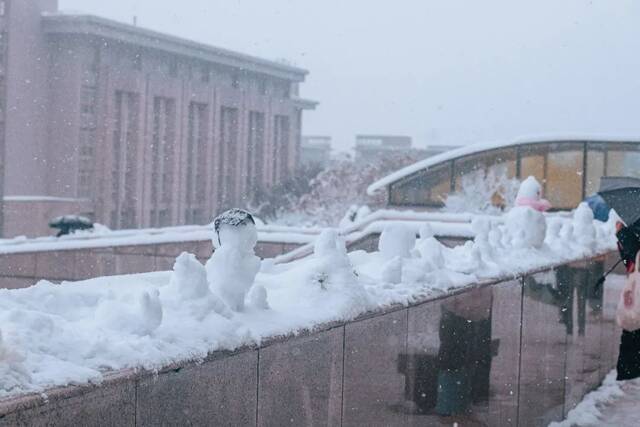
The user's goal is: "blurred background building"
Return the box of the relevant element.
[422,144,461,158]
[0,0,316,237]
[300,136,332,169]
[354,134,459,164]
[354,135,413,163]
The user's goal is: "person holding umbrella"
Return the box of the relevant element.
[599,176,640,380]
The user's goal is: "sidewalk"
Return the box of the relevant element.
[550,371,640,426]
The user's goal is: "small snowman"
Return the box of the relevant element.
[573,202,597,250]
[506,177,548,249]
[515,176,551,212]
[205,209,262,312]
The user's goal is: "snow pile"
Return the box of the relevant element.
[165,253,231,320]
[94,289,163,336]
[505,206,546,249]
[0,206,618,399]
[549,371,640,427]
[0,330,31,398]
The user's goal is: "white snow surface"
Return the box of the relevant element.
[0,209,476,255]
[549,371,640,427]
[0,208,618,399]
[367,134,640,195]
[0,223,319,255]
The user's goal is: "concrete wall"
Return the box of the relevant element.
[0,254,621,426]
[0,239,302,289]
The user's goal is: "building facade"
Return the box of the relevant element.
[300,136,332,169]
[354,135,413,163]
[0,1,316,237]
[367,137,640,211]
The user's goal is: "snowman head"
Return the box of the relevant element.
[213,209,258,250]
[517,176,542,200]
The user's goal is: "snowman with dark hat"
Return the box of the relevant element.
[205,209,264,312]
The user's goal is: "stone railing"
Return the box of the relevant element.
[0,216,475,290]
[0,253,622,427]
[0,240,303,290]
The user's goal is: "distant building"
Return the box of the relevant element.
[0,0,317,237]
[355,135,413,163]
[422,144,461,158]
[300,136,332,169]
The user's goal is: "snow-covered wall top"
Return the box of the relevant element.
[0,210,477,255]
[0,203,618,398]
[367,134,640,195]
[0,224,318,255]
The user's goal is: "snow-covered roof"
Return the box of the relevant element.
[41,13,308,82]
[367,134,640,195]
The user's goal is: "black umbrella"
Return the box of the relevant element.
[598,176,640,226]
[49,215,94,237]
[593,177,640,287]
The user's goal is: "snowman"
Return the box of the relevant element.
[506,177,548,249]
[205,209,262,312]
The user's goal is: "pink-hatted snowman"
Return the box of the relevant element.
[515,176,551,212]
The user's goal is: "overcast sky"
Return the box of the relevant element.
[60,0,640,152]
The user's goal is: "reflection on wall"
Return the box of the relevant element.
[400,287,495,419]
[524,265,603,337]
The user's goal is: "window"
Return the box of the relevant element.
[519,144,546,185]
[219,107,239,208]
[545,143,584,209]
[585,143,606,196]
[186,102,208,221]
[200,65,210,83]
[150,97,176,226]
[453,148,516,191]
[519,142,584,209]
[247,111,265,193]
[273,115,290,182]
[169,59,178,77]
[0,2,5,17]
[133,52,142,70]
[111,90,140,228]
[605,143,640,178]
[0,32,7,67]
[258,78,267,95]
[231,73,240,89]
[389,162,452,207]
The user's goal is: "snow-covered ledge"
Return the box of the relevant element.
[0,205,622,425]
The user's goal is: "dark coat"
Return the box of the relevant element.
[616,225,640,380]
[617,329,640,380]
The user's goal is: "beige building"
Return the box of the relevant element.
[0,1,316,237]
